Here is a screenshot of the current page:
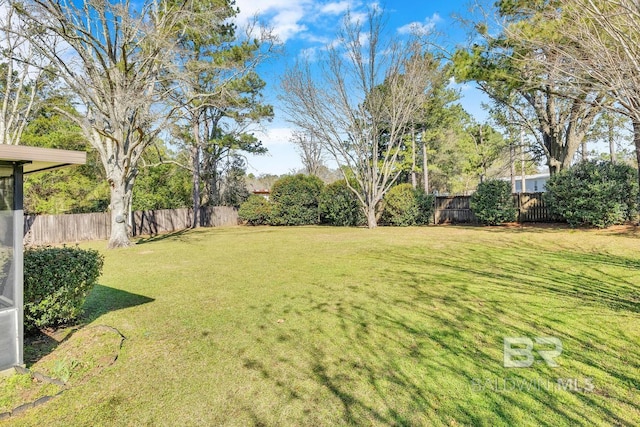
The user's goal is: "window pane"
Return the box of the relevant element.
[0,171,13,309]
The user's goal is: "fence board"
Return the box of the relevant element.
[24,206,238,246]
[24,212,110,245]
[133,208,194,236]
[434,196,477,224]
[515,193,556,223]
[433,193,557,224]
[200,206,239,227]
[23,194,556,246]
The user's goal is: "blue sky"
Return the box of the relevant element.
[235,0,490,175]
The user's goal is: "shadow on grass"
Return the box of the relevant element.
[241,239,639,426]
[135,226,267,246]
[435,222,571,232]
[475,222,640,238]
[82,284,155,324]
[135,229,191,245]
[24,285,154,366]
[362,245,640,425]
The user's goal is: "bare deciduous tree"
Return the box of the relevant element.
[290,130,324,177]
[17,0,211,247]
[0,1,47,145]
[281,9,434,228]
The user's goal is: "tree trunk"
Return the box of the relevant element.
[365,204,377,229]
[191,144,200,228]
[521,145,526,193]
[510,143,516,193]
[542,122,587,175]
[209,163,220,206]
[632,119,640,191]
[107,174,133,249]
[422,141,429,193]
[411,131,417,189]
[543,132,563,175]
[609,118,616,164]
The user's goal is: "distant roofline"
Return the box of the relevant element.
[498,173,550,181]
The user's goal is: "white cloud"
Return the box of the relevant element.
[235,0,311,43]
[348,10,367,24]
[300,33,331,44]
[245,126,302,175]
[369,2,381,13]
[397,13,442,35]
[233,0,373,43]
[359,31,369,46]
[449,76,471,91]
[272,10,308,42]
[254,127,295,147]
[321,1,350,15]
[299,46,319,61]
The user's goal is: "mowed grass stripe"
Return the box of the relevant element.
[5,225,640,426]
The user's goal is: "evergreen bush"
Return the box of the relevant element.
[238,195,272,225]
[544,161,638,228]
[24,246,104,331]
[470,179,517,225]
[381,183,434,226]
[319,180,365,226]
[268,174,324,225]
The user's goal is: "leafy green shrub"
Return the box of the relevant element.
[544,161,639,228]
[238,195,272,225]
[470,179,517,225]
[319,180,365,226]
[381,183,434,226]
[269,174,324,226]
[24,246,104,331]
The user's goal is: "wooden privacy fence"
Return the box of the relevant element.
[24,206,239,245]
[24,212,110,245]
[132,206,239,236]
[22,194,554,244]
[434,196,476,224]
[434,193,555,224]
[513,193,558,223]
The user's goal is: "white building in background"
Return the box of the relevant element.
[500,173,550,193]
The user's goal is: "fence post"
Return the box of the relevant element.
[433,197,437,225]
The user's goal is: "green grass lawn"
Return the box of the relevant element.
[4,225,640,426]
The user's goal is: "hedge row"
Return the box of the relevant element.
[544,161,638,228]
[239,175,434,227]
[251,161,639,229]
[471,161,639,227]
